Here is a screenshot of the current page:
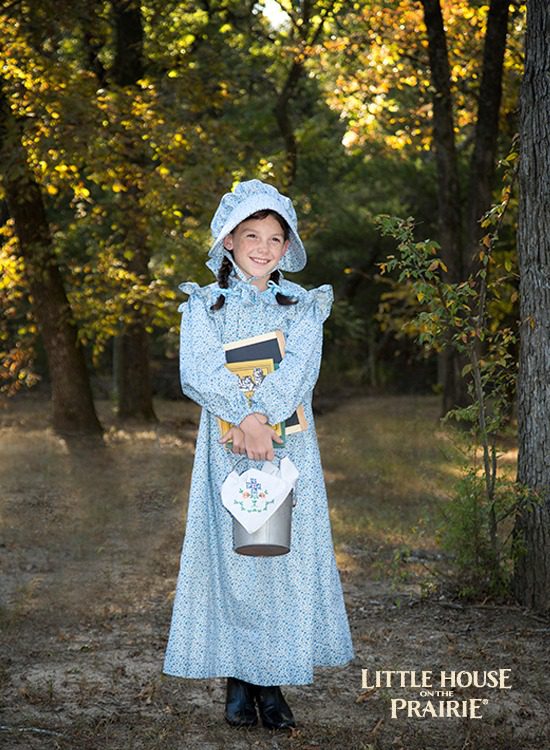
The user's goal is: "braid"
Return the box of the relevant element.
[271,269,298,306]
[210,256,233,311]
[210,256,298,311]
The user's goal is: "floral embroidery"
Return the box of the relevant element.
[234,477,273,513]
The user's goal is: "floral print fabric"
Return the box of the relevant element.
[162,275,354,685]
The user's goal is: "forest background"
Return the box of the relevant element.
[0,0,524,422]
[3,3,550,749]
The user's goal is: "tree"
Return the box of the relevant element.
[420,0,510,414]
[109,0,156,421]
[311,0,522,399]
[270,0,338,187]
[512,0,550,614]
[0,77,103,436]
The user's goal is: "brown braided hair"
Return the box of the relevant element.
[210,210,298,311]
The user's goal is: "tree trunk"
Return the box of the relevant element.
[82,0,108,87]
[512,0,550,614]
[420,0,463,281]
[110,0,156,421]
[420,0,468,414]
[273,60,302,188]
[0,83,103,436]
[272,0,330,188]
[421,0,510,416]
[113,189,156,421]
[464,0,510,275]
[112,0,144,86]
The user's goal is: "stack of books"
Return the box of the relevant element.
[217,330,308,445]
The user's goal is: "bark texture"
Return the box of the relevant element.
[420,0,509,415]
[421,0,466,414]
[512,0,550,613]
[0,83,102,436]
[113,191,155,421]
[112,0,144,86]
[464,0,510,274]
[110,0,156,421]
[273,59,302,188]
[420,0,463,282]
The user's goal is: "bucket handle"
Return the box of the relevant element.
[226,446,289,470]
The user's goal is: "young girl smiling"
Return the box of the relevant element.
[163,179,354,730]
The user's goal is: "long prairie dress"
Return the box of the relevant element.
[162,275,354,686]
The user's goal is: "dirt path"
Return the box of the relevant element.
[1,395,548,750]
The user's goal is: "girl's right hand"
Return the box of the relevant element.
[239,414,283,461]
[219,426,246,454]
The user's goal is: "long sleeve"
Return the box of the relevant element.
[178,284,252,425]
[249,284,333,425]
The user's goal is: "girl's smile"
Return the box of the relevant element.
[223,215,289,290]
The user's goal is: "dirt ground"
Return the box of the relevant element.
[1,393,549,750]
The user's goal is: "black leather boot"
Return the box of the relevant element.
[255,685,296,730]
[224,677,258,727]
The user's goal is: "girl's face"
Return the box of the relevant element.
[223,215,289,289]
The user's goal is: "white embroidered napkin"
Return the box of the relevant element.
[221,457,299,534]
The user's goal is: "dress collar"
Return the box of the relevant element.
[213,276,283,305]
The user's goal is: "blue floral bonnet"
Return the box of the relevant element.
[206,179,307,275]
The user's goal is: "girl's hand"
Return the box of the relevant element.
[239,414,283,461]
[219,426,246,454]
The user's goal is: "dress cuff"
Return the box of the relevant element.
[249,396,274,426]
[231,404,254,427]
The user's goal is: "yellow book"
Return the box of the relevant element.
[217,358,286,444]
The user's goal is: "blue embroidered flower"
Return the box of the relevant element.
[234,477,274,513]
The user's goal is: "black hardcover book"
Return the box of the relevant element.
[223,330,307,434]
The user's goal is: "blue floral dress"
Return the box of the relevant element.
[162,275,354,686]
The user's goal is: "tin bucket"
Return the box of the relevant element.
[233,490,295,556]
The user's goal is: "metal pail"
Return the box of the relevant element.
[233,490,294,556]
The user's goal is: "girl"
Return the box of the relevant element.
[163,179,354,730]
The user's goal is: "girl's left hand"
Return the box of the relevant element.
[239,414,283,461]
[219,426,246,454]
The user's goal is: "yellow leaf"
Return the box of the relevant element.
[74,185,90,199]
[46,184,58,195]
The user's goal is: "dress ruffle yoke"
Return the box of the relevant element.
[163,275,354,685]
